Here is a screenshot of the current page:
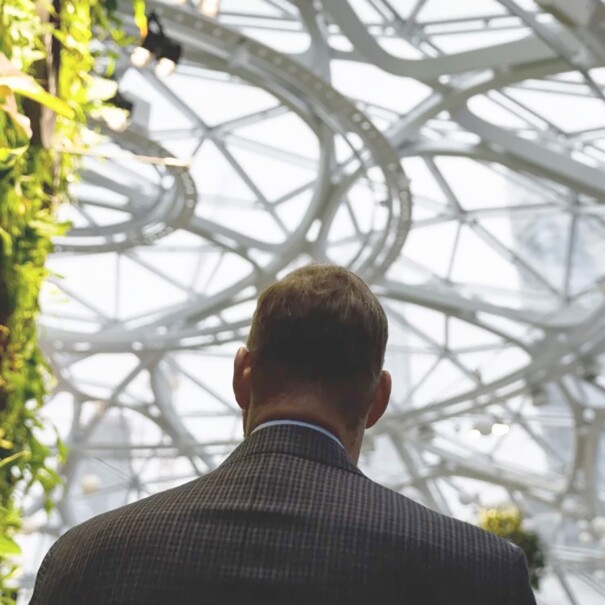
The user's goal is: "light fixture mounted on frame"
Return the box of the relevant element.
[130,11,182,78]
[198,0,220,18]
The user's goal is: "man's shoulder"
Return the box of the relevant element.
[30,476,218,602]
[359,473,519,564]
[52,474,208,555]
[351,476,526,599]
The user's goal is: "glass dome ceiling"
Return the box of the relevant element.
[18,1,605,603]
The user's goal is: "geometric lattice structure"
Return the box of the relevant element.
[19,2,605,603]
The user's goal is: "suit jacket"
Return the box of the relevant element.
[30,424,536,604]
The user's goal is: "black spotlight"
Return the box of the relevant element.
[130,12,165,68]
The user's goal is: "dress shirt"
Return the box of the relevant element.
[251,419,344,449]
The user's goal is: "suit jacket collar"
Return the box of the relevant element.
[223,424,363,476]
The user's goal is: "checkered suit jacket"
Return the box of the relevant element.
[30,424,536,604]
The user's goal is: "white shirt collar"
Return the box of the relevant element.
[251,419,344,449]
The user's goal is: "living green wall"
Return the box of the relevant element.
[0,2,143,600]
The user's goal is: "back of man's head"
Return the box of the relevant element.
[247,264,388,423]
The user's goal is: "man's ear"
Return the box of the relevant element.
[366,370,391,429]
[233,347,252,411]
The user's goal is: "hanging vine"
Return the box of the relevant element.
[0,1,144,601]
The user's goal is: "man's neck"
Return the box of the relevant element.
[245,402,364,463]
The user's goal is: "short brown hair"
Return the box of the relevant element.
[247,264,388,413]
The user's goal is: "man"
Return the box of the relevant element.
[31,264,536,604]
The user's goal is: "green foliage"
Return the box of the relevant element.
[479,506,547,589]
[0,1,144,601]
[0,103,30,173]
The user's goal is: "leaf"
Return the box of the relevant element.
[0,112,31,172]
[0,84,31,171]
[0,52,75,120]
[0,451,30,469]
[0,84,27,123]
[133,0,148,37]
[0,507,22,529]
[56,435,69,464]
[29,437,49,462]
[0,76,75,119]
[0,535,21,558]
